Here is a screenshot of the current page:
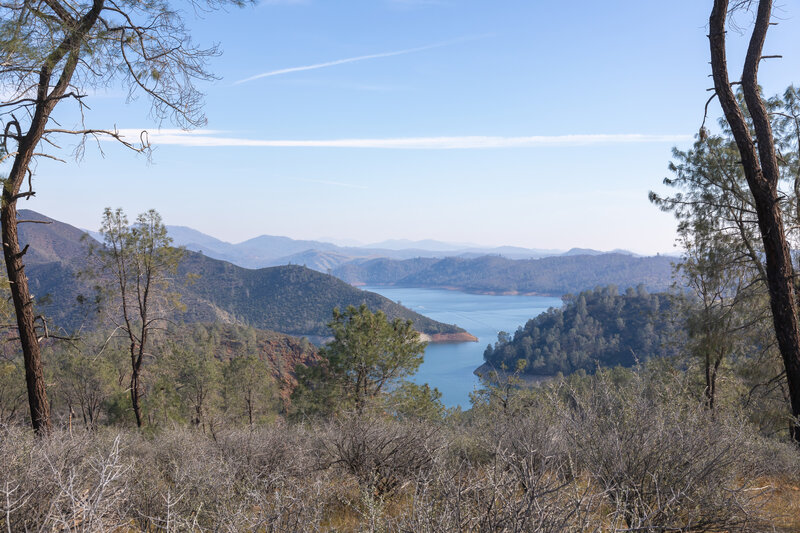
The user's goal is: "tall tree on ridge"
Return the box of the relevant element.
[708,0,800,441]
[0,0,242,433]
[90,208,182,428]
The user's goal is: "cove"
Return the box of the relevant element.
[362,286,563,408]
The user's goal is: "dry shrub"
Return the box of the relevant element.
[0,424,332,532]
[0,426,129,531]
[124,427,240,530]
[1,372,799,533]
[559,370,782,531]
[383,415,599,533]
[318,414,443,497]
[124,425,331,531]
[214,421,311,485]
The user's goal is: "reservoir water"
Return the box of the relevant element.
[362,286,563,408]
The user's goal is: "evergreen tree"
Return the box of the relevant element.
[224,355,275,426]
[294,304,427,415]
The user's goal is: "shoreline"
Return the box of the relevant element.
[419,331,479,344]
[473,362,554,386]
[308,330,479,346]
[356,282,559,298]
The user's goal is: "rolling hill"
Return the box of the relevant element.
[15,210,468,341]
[156,224,667,293]
[481,286,683,376]
[332,254,676,295]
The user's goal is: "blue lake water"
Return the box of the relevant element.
[362,286,563,409]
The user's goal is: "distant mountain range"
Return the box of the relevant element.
[156,226,643,272]
[78,215,678,298]
[18,210,468,342]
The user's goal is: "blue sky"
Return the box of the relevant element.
[16,0,800,254]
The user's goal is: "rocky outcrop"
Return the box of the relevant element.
[213,325,320,402]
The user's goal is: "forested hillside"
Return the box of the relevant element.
[177,256,465,338]
[17,210,465,339]
[333,257,440,285]
[334,254,675,294]
[483,286,683,375]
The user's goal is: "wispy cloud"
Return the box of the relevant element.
[234,35,486,85]
[117,130,692,149]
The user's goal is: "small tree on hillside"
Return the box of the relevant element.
[89,208,182,427]
[224,354,275,426]
[294,304,427,415]
[159,337,222,432]
[55,340,120,430]
[676,213,765,413]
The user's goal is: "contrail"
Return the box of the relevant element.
[234,35,488,85]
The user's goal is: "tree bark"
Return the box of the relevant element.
[1,203,51,435]
[704,350,721,414]
[1,0,104,435]
[130,349,143,428]
[0,55,62,435]
[710,0,800,441]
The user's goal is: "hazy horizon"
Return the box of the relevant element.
[69,211,676,257]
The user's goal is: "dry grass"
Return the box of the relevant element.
[756,476,800,532]
[1,373,798,532]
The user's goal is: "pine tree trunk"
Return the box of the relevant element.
[710,0,800,442]
[752,195,800,440]
[0,203,51,435]
[0,0,104,435]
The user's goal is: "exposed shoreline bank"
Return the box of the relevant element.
[419,331,479,343]
[354,282,559,298]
